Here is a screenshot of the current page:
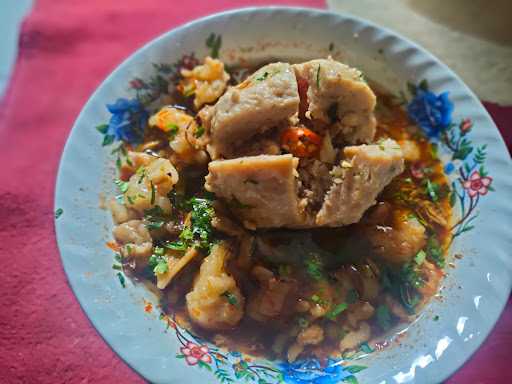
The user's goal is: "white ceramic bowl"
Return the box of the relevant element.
[55,7,512,384]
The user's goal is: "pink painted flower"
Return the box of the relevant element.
[180,342,212,366]
[459,118,473,135]
[129,78,145,90]
[463,171,492,197]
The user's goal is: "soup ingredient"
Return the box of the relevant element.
[247,266,297,322]
[178,56,230,109]
[280,127,322,158]
[316,139,404,226]
[206,140,404,229]
[124,158,178,214]
[365,211,427,264]
[112,219,153,265]
[186,242,245,330]
[156,247,199,289]
[206,154,307,228]
[293,58,376,144]
[204,62,300,159]
[148,106,209,165]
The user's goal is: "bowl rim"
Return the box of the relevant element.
[54,6,512,384]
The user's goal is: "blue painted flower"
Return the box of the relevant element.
[407,89,454,138]
[106,98,148,144]
[444,162,455,174]
[278,358,352,384]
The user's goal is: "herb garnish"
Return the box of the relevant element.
[206,33,222,59]
[325,302,348,320]
[256,71,269,81]
[167,124,179,139]
[54,208,63,219]
[144,205,167,230]
[164,241,188,251]
[221,291,238,306]
[304,253,324,281]
[316,65,321,88]
[425,179,440,202]
[194,126,205,138]
[114,179,129,193]
[376,304,392,331]
[169,196,216,253]
[189,197,215,250]
[117,272,126,288]
[148,246,168,275]
[414,249,426,265]
[311,294,326,305]
[426,236,444,268]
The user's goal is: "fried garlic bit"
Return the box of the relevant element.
[178,56,230,109]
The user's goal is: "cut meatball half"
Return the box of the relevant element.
[316,139,405,226]
[205,62,300,159]
[293,58,377,144]
[205,154,311,228]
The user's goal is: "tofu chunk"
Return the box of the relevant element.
[293,58,376,144]
[205,154,311,228]
[207,63,299,159]
[316,139,404,226]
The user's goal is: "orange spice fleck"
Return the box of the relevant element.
[144,300,153,313]
[106,241,120,252]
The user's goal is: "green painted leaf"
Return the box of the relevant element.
[197,359,212,371]
[96,123,109,134]
[102,134,115,146]
[345,365,367,374]
[449,190,457,207]
[418,79,429,91]
[359,342,374,354]
[175,354,185,359]
[406,82,417,96]
[342,376,358,384]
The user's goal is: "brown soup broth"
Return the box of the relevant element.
[129,77,452,361]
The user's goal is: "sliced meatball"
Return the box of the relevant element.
[205,154,310,228]
[316,139,404,226]
[207,62,299,159]
[293,58,376,144]
[186,242,245,330]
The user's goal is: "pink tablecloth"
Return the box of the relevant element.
[0,1,510,383]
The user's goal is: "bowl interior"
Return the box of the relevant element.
[55,7,512,384]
